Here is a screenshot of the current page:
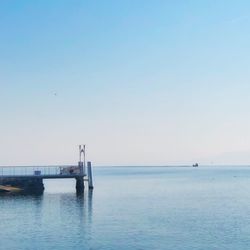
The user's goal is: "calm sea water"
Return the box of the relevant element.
[1,166,250,250]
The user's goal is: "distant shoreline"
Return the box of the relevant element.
[1,164,250,168]
[93,165,250,168]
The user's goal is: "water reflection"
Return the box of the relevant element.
[88,190,93,224]
[0,193,44,203]
[0,190,94,249]
[0,190,93,226]
[57,191,93,245]
[57,191,93,228]
[75,190,93,225]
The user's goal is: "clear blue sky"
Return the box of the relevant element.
[1,0,250,165]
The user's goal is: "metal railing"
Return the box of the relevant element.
[0,165,86,177]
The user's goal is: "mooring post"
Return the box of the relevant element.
[87,161,94,189]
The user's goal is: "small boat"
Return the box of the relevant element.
[192,163,199,167]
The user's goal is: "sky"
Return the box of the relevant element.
[1,0,250,165]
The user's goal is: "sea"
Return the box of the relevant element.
[1,166,250,250]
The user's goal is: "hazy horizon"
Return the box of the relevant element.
[1,1,250,165]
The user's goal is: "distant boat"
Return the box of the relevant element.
[192,163,199,167]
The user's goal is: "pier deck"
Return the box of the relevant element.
[0,165,87,178]
[0,163,93,194]
[0,174,86,179]
[0,145,93,193]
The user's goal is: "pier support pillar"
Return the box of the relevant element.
[76,177,84,193]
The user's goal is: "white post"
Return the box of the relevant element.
[78,144,86,175]
[87,161,94,189]
[78,161,83,175]
[79,145,82,162]
[83,144,86,175]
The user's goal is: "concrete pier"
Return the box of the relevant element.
[0,162,93,194]
[0,146,93,194]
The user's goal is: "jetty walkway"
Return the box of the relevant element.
[0,165,86,178]
[0,145,93,194]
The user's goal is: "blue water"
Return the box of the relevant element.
[1,166,250,250]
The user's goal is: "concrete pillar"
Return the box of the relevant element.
[76,177,84,193]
